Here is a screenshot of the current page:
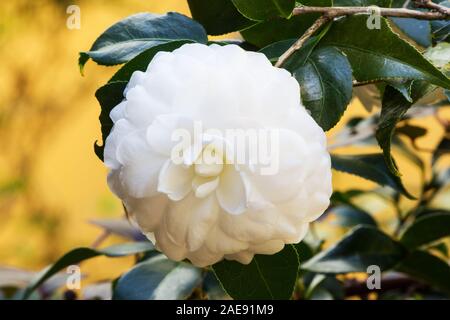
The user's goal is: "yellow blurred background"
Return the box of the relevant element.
[0,0,448,284]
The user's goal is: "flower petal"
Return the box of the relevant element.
[216,165,247,215]
[116,130,166,198]
[158,160,194,201]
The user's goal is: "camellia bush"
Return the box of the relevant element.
[5,0,450,300]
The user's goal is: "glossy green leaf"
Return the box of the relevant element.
[231,0,295,21]
[22,242,153,299]
[391,18,432,47]
[79,12,207,71]
[202,271,229,300]
[241,0,331,48]
[287,46,353,131]
[302,226,406,273]
[109,40,191,83]
[396,250,450,295]
[319,16,450,89]
[400,212,450,249]
[376,81,434,176]
[187,0,253,35]
[385,79,413,102]
[259,38,295,63]
[212,245,299,299]
[430,1,450,43]
[94,81,127,161]
[332,205,378,228]
[294,241,314,264]
[390,0,432,48]
[331,153,415,198]
[113,255,201,300]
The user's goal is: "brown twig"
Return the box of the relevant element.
[292,6,449,20]
[90,230,111,249]
[275,15,331,67]
[275,5,449,67]
[415,0,450,15]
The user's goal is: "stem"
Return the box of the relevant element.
[293,6,450,20]
[276,4,449,67]
[90,230,111,249]
[275,15,331,67]
[415,0,450,15]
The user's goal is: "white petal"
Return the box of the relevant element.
[110,101,126,123]
[193,176,220,198]
[158,160,194,201]
[104,119,134,169]
[116,130,166,198]
[126,194,169,232]
[216,165,247,215]
[124,85,166,127]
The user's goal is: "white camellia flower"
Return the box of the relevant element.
[104,43,332,267]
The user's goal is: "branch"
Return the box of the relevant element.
[275,15,331,67]
[275,4,449,67]
[293,6,450,20]
[415,0,450,15]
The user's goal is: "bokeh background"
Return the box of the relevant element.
[0,0,448,285]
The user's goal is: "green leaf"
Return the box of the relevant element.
[294,241,314,263]
[212,245,299,299]
[433,131,450,165]
[89,218,145,241]
[390,0,432,48]
[428,242,449,258]
[396,123,427,142]
[259,38,296,63]
[202,271,229,300]
[392,135,425,171]
[241,0,331,48]
[331,153,415,199]
[430,1,450,43]
[188,0,253,35]
[304,274,344,300]
[113,255,201,300]
[286,45,353,131]
[109,40,191,83]
[319,16,450,89]
[79,12,207,71]
[376,81,434,176]
[22,242,153,299]
[390,18,432,48]
[385,79,413,102]
[424,42,450,70]
[231,0,295,21]
[400,212,450,249]
[332,205,378,228]
[396,250,450,295]
[94,81,127,161]
[302,226,406,273]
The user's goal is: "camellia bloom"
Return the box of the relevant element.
[104,43,332,267]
